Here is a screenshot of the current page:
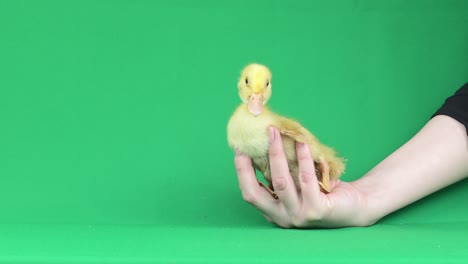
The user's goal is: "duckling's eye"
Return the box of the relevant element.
[245,78,249,85]
[266,81,270,87]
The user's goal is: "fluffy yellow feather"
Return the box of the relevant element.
[227,63,345,196]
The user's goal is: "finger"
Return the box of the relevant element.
[234,151,282,216]
[263,213,291,229]
[269,127,300,215]
[263,214,274,223]
[296,142,322,208]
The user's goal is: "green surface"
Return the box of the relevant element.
[0,0,467,263]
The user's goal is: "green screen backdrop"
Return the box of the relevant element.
[0,0,467,263]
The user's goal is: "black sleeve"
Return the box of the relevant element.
[432,82,468,134]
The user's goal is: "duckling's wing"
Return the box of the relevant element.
[277,117,313,144]
[278,116,333,193]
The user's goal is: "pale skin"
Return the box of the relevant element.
[234,115,468,228]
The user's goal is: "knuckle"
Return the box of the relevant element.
[290,210,307,228]
[303,208,324,222]
[298,169,315,184]
[241,190,257,204]
[234,163,244,173]
[234,157,248,173]
[272,177,288,191]
[234,154,244,165]
[269,142,284,158]
[291,216,304,228]
[269,146,281,158]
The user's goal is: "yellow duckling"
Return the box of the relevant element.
[227,63,345,196]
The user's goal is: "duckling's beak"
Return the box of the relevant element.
[248,93,263,117]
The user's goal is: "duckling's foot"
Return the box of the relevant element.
[257,180,278,199]
[318,182,331,193]
[318,159,331,193]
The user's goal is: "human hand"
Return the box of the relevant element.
[234,127,375,228]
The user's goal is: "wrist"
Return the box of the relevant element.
[350,176,386,226]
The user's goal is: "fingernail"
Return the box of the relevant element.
[269,127,275,144]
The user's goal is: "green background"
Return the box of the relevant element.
[1,0,467,263]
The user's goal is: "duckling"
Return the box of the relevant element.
[227,63,345,196]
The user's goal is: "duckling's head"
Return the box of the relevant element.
[237,63,272,117]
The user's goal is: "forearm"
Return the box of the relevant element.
[353,115,468,224]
